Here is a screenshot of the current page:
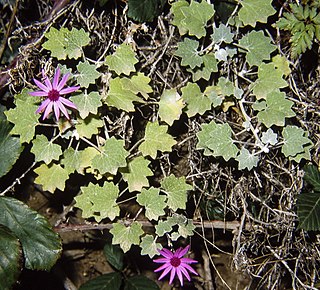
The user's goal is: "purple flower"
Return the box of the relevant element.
[29,68,80,120]
[153,245,198,286]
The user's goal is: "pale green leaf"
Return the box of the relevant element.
[105,43,138,75]
[251,63,288,99]
[254,91,295,127]
[175,38,202,69]
[178,219,195,238]
[123,73,153,99]
[212,23,234,43]
[91,137,128,175]
[239,30,276,67]
[61,147,81,174]
[261,128,278,145]
[70,91,102,119]
[0,197,61,270]
[158,89,184,126]
[42,27,90,60]
[78,147,100,174]
[75,182,120,222]
[34,163,69,192]
[5,89,39,143]
[155,219,174,237]
[161,175,192,211]
[31,135,62,164]
[140,235,163,258]
[188,53,218,81]
[121,156,153,192]
[235,148,259,170]
[238,0,276,27]
[136,187,166,220]
[110,222,144,253]
[76,62,100,88]
[170,0,189,35]
[272,54,291,76]
[139,121,176,159]
[75,114,104,138]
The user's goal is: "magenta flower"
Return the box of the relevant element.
[153,245,198,286]
[29,68,80,120]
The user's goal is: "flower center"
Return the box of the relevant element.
[170,257,181,267]
[48,89,60,101]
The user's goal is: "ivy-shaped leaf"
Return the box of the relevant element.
[61,148,82,174]
[238,0,276,27]
[140,235,162,258]
[105,43,138,75]
[31,135,62,164]
[136,187,166,220]
[178,219,195,238]
[160,175,192,211]
[139,121,176,159]
[272,55,291,76]
[155,219,174,237]
[121,156,153,192]
[235,148,259,170]
[0,197,61,270]
[5,89,39,143]
[251,63,288,99]
[70,91,102,119]
[158,89,184,126]
[212,23,234,44]
[76,62,100,88]
[91,137,129,175]
[174,38,203,69]
[253,91,296,127]
[42,27,90,60]
[75,182,120,222]
[34,163,69,193]
[110,222,144,253]
[261,128,278,145]
[75,114,104,138]
[188,53,218,81]
[170,0,189,35]
[238,30,276,67]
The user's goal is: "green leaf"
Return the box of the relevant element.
[155,219,174,237]
[272,55,291,76]
[303,165,320,191]
[127,0,165,22]
[282,125,312,161]
[103,243,124,271]
[140,235,162,258]
[0,197,61,270]
[75,114,104,138]
[297,192,320,231]
[251,63,288,99]
[158,89,184,126]
[196,120,239,161]
[261,128,278,145]
[61,148,82,174]
[238,31,276,67]
[42,27,90,60]
[123,73,153,99]
[0,120,23,178]
[31,135,62,164]
[173,0,214,38]
[136,187,166,220]
[254,91,296,127]
[110,222,144,253]
[91,137,129,175]
[188,53,218,81]
[212,23,234,43]
[105,43,138,75]
[138,121,176,159]
[170,0,189,35]
[124,275,160,290]
[79,272,122,290]
[34,163,69,192]
[75,182,120,222]
[5,89,39,143]
[70,91,102,119]
[238,0,276,27]
[161,175,192,211]
[76,61,100,88]
[0,224,22,290]
[235,148,259,170]
[178,219,195,238]
[181,82,212,117]
[174,38,202,69]
[121,156,153,192]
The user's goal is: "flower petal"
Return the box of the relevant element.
[52,68,61,89]
[180,263,198,275]
[158,265,172,281]
[34,78,49,92]
[42,101,53,120]
[154,262,171,273]
[176,267,184,286]
[169,266,176,285]
[59,86,80,95]
[42,69,52,90]
[177,245,190,258]
[181,257,198,264]
[153,258,169,264]
[158,248,174,259]
[179,265,191,281]
[29,91,49,97]
[36,98,51,113]
[59,97,77,110]
[57,73,70,91]
[57,100,70,119]
[53,102,60,120]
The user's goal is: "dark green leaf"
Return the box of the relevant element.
[0,224,22,290]
[0,197,62,270]
[297,192,320,231]
[0,120,23,178]
[303,164,320,191]
[124,275,160,290]
[103,243,124,271]
[128,0,166,22]
[79,272,122,290]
